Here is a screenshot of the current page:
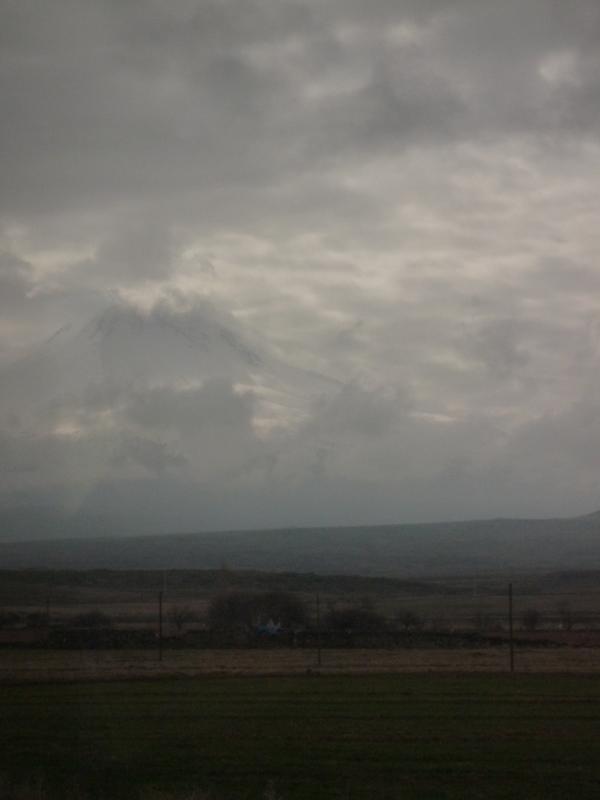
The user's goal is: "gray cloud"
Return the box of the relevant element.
[2,1,600,534]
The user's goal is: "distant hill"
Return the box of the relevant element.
[2,512,600,576]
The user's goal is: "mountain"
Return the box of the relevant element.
[0,300,341,528]
[0,300,337,430]
[1,512,600,576]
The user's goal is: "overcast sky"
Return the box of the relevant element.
[2,0,600,535]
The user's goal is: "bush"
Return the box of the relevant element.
[521,608,542,631]
[71,609,112,628]
[168,605,199,632]
[556,601,578,631]
[396,610,423,631]
[25,612,49,629]
[0,610,21,629]
[430,616,450,632]
[325,606,387,633]
[208,591,308,632]
[472,610,495,631]
[257,591,309,629]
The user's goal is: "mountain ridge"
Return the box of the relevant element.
[1,510,599,577]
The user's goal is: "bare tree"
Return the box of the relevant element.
[0,610,21,629]
[168,605,198,632]
[326,606,387,633]
[556,601,576,631]
[71,609,112,628]
[521,608,542,632]
[25,612,49,629]
[208,591,308,632]
[396,610,423,631]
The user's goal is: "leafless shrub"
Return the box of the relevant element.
[472,610,494,631]
[25,612,49,629]
[208,591,308,632]
[556,601,578,631]
[0,609,21,628]
[326,606,387,633]
[167,605,199,632]
[396,610,423,631]
[521,608,542,631]
[70,609,112,628]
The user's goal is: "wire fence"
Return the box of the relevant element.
[3,583,600,653]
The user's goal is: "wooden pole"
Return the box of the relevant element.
[508,582,514,673]
[316,592,322,667]
[158,590,163,662]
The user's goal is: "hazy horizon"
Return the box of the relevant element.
[2,501,600,547]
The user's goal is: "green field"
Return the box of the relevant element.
[2,674,600,799]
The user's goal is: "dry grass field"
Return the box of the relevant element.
[3,645,600,684]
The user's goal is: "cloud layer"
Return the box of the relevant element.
[2,1,600,534]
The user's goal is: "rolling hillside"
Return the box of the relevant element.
[1,512,600,576]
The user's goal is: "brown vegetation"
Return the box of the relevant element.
[4,645,600,684]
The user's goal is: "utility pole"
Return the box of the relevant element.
[316,592,322,668]
[473,579,482,631]
[508,582,514,673]
[45,579,52,628]
[158,590,163,662]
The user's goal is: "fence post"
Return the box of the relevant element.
[508,582,514,673]
[158,590,163,662]
[316,592,322,667]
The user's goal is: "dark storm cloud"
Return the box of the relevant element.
[2,1,600,531]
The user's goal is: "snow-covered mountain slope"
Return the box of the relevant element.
[0,300,338,432]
